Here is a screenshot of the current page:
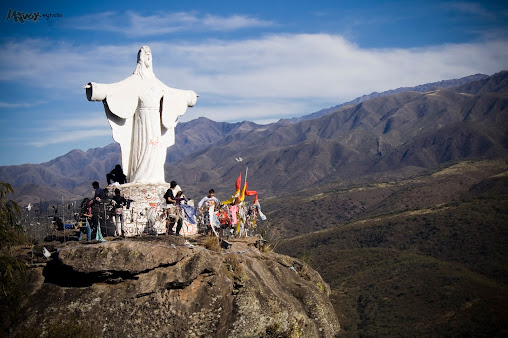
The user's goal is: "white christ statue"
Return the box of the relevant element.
[84,46,198,184]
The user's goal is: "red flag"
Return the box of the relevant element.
[241,182,258,202]
[246,188,257,196]
[235,173,242,192]
[222,173,243,205]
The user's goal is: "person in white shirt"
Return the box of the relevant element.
[198,189,219,208]
[198,189,220,235]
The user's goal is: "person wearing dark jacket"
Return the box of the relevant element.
[91,181,107,235]
[107,164,127,185]
[92,181,104,199]
[163,181,182,235]
[77,198,92,241]
[163,181,181,204]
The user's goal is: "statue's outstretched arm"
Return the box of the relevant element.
[84,82,112,102]
[160,88,197,130]
[158,83,198,148]
[161,83,198,107]
[85,77,138,119]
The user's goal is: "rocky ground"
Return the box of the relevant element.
[7,234,339,337]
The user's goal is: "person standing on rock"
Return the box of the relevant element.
[77,198,92,242]
[198,189,220,234]
[197,189,220,209]
[92,181,104,200]
[164,181,181,235]
[112,189,127,237]
[91,181,106,233]
[174,191,188,236]
[164,181,181,205]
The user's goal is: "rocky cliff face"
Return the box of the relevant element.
[14,236,339,337]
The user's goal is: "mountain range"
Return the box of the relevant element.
[166,70,508,199]
[291,73,489,121]
[1,71,507,204]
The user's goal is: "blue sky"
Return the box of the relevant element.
[0,0,507,166]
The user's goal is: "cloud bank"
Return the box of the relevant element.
[1,33,507,149]
[68,11,275,37]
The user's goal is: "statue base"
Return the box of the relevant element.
[109,183,198,237]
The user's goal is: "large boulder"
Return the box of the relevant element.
[14,237,340,337]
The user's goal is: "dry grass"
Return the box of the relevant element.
[203,235,221,252]
[224,254,244,280]
[260,243,273,253]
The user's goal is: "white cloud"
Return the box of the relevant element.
[185,97,318,123]
[153,34,508,113]
[439,2,508,40]
[66,11,121,33]
[38,115,110,131]
[4,111,112,148]
[202,14,274,31]
[66,11,274,37]
[1,33,508,125]
[443,2,494,19]
[120,11,198,36]
[0,100,47,108]
[0,39,140,98]
[26,129,112,147]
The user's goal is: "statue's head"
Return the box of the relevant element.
[137,46,152,69]
[134,46,154,78]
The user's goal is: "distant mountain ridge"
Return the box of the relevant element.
[0,118,262,203]
[165,70,508,198]
[291,73,489,122]
[1,71,507,204]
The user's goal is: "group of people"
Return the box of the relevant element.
[76,179,128,241]
[162,181,264,238]
[75,164,265,241]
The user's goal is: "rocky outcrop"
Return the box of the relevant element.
[14,237,339,337]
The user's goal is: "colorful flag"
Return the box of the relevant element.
[235,173,241,191]
[239,181,247,201]
[222,173,242,205]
